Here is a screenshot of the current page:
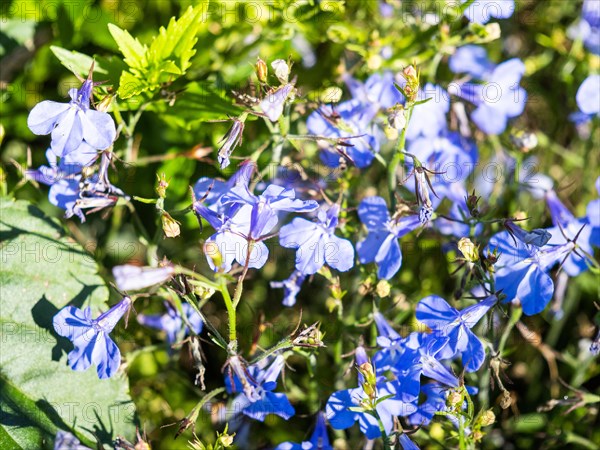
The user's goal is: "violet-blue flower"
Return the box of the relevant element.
[405,84,449,140]
[572,75,600,124]
[137,302,203,344]
[270,270,307,307]
[27,78,116,157]
[356,196,421,280]
[306,100,380,169]
[196,182,317,272]
[455,58,527,135]
[279,204,355,275]
[569,0,600,54]
[275,412,332,450]
[486,230,575,315]
[545,190,595,276]
[53,296,132,379]
[344,71,404,109]
[217,117,245,169]
[461,0,515,24]
[325,346,418,439]
[193,160,255,214]
[449,45,494,79]
[416,295,497,372]
[405,131,478,201]
[227,355,295,422]
[112,264,175,291]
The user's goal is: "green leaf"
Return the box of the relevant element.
[108,23,147,70]
[0,199,137,449]
[118,70,152,99]
[147,5,203,73]
[50,46,107,78]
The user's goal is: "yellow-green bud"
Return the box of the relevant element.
[458,237,479,262]
[156,173,169,198]
[447,390,462,407]
[256,58,268,83]
[376,280,391,298]
[479,409,496,427]
[161,212,180,238]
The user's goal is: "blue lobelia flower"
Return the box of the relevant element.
[137,302,203,344]
[196,182,318,272]
[28,150,126,222]
[54,430,90,450]
[407,382,478,429]
[407,382,447,426]
[399,433,421,450]
[405,84,450,141]
[568,0,600,55]
[193,160,255,215]
[279,204,355,275]
[544,190,595,277]
[220,183,320,241]
[415,295,497,372]
[405,131,478,202]
[344,71,404,109]
[53,296,132,379]
[260,84,295,122]
[461,0,515,24]
[112,264,175,291]
[356,196,421,280]
[217,117,245,169]
[306,99,380,169]
[572,75,600,124]
[27,78,116,157]
[325,346,418,439]
[504,220,552,247]
[270,270,307,307]
[455,58,527,135]
[227,355,295,422]
[393,332,460,395]
[449,45,494,79]
[586,177,600,247]
[486,230,575,315]
[275,412,333,450]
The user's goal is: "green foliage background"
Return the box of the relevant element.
[1,0,599,449]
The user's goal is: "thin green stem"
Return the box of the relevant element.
[219,277,237,344]
[388,107,413,208]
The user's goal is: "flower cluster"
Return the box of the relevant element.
[26,69,126,221]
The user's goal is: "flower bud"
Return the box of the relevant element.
[387,107,406,130]
[376,280,391,298]
[403,65,417,80]
[256,57,268,83]
[458,237,479,262]
[466,191,481,217]
[320,86,343,103]
[479,409,496,427]
[218,432,235,447]
[447,390,462,407]
[271,59,290,84]
[96,94,114,113]
[161,212,180,238]
[156,173,169,198]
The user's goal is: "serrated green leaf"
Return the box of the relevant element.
[108,23,147,70]
[50,46,107,78]
[147,5,202,73]
[0,199,136,449]
[118,71,151,99]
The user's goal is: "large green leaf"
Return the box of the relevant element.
[0,199,137,449]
